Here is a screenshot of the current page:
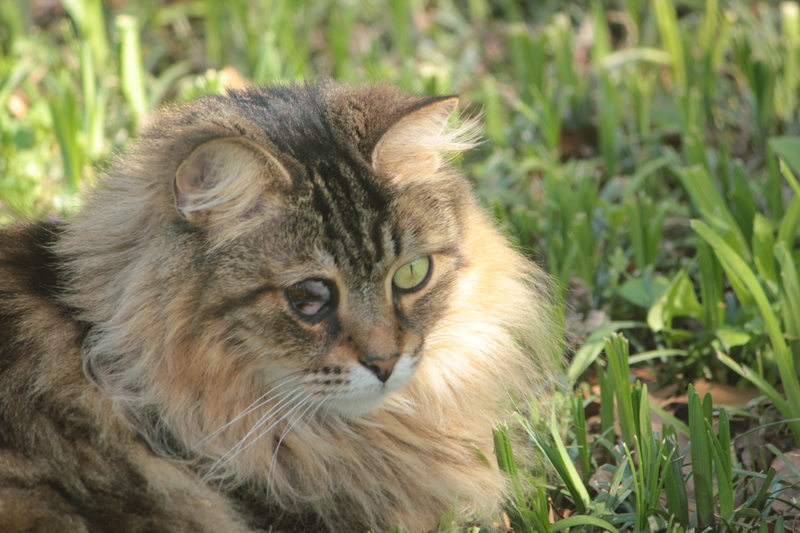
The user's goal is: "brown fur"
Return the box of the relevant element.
[0,82,560,532]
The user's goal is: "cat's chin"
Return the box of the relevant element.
[328,393,392,418]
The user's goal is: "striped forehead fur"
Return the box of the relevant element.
[137,81,478,251]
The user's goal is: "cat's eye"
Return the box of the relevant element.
[392,256,431,291]
[285,278,335,320]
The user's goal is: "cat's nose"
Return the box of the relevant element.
[359,353,399,383]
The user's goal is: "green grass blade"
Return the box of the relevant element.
[775,242,800,339]
[61,0,109,68]
[706,409,734,521]
[493,424,536,533]
[635,383,653,481]
[597,364,615,442]
[621,440,648,531]
[661,425,689,527]
[775,157,800,246]
[676,166,751,263]
[551,516,620,533]
[203,0,223,66]
[688,385,715,529]
[48,77,84,192]
[649,436,676,511]
[749,467,778,513]
[697,239,726,329]
[647,269,703,332]
[770,129,800,177]
[777,192,800,247]
[628,349,688,365]
[568,321,644,383]
[116,15,148,129]
[548,412,591,512]
[572,393,590,482]
[650,403,690,436]
[493,424,523,500]
[730,161,758,243]
[389,0,413,59]
[621,155,671,200]
[779,3,800,117]
[327,5,357,79]
[752,213,778,294]
[654,0,686,92]
[767,147,786,222]
[605,334,636,451]
[780,155,800,196]
[516,413,590,513]
[693,219,800,445]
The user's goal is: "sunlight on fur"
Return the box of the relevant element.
[0,82,562,532]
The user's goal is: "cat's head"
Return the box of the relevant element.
[169,84,477,417]
[70,82,484,421]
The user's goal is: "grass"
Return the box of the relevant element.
[3,0,800,530]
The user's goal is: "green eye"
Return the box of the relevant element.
[392,256,431,291]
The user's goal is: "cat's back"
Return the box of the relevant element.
[0,223,254,532]
[0,221,75,382]
[0,222,89,417]
[0,221,100,530]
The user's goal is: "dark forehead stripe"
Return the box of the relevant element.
[309,159,392,271]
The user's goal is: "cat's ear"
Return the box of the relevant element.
[174,137,290,228]
[372,97,472,182]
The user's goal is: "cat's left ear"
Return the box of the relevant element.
[372,97,469,181]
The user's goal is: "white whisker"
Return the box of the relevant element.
[205,391,313,481]
[191,373,302,451]
[231,388,306,455]
[267,397,323,490]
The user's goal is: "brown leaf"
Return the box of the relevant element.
[671,379,761,406]
[770,450,800,517]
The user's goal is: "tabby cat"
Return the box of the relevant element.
[0,81,559,532]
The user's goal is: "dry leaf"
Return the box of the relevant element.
[672,379,761,406]
[770,450,800,517]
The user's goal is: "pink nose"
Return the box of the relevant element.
[359,353,399,383]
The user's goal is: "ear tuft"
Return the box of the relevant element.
[372,97,479,182]
[174,138,290,230]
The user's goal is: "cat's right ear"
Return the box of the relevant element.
[174,138,290,229]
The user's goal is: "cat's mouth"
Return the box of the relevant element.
[313,352,422,418]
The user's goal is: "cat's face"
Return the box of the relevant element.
[173,89,470,418]
[191,176,465,418]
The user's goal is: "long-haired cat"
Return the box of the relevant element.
[0,81,559,532]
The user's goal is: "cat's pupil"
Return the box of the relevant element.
[285,279,333,318]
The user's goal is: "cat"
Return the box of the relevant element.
[0,81,560,532]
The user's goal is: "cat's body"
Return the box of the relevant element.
[0,82,558,532]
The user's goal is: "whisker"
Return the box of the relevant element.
[231,388,306,456]
[205,392,313,480]
[202,390,305,482]
[319,396,337,425]
[267,398,323,490]
[191,373,302,451]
